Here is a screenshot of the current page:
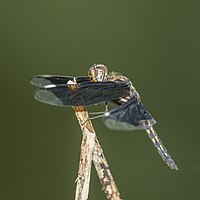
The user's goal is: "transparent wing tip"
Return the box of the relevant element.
[30,75,52,87]
[33,88,64,106]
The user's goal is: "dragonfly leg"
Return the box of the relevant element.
[82,102,108,125]
[81,113,106,126]
[88,101,108,115]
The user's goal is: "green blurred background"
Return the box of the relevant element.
[1,0,200,199]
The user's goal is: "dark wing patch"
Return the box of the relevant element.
[102,96,156,131]
[30,75,91,87]
[33,81,130,106]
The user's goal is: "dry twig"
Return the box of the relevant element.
[74,106,96,200]
[93,138,121,200]
[73,106,122,200]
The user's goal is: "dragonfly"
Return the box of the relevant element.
[31,64,178,170]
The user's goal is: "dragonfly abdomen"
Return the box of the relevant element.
[146,127,178,170]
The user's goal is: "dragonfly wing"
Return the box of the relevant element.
[30,75,91,87]
[33,81,130,106]
[102,96,156,131]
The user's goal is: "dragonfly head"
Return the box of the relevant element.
[88,64,108,82]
